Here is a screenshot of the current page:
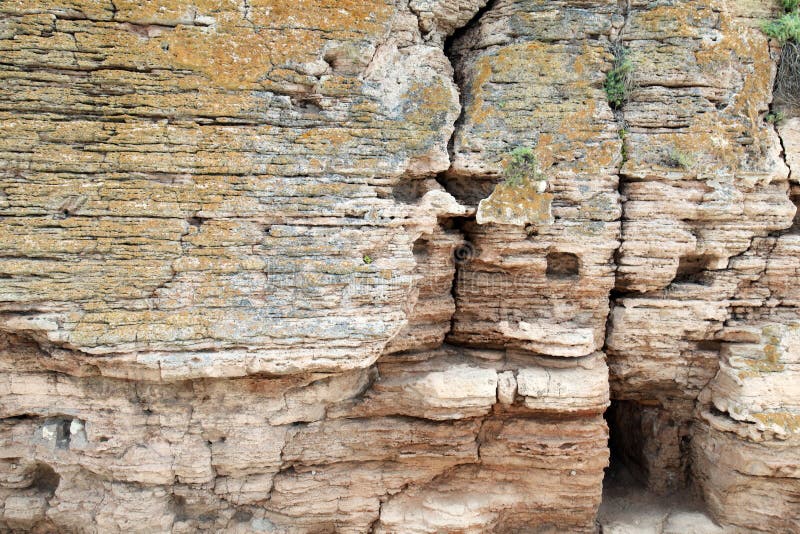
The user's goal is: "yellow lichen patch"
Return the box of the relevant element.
[295,128,354,151]
[249,0,393,34]
[112,0,238,26]
[758,323,800,364]
[131,1,396,90]
[462,57,494,128]
[656,110,763,173]
[403,81,453,131]
[166,27,280,91]
[632,4,711,39]
[694,8,773,125]
[457,40,614,174]
[740,359,786,373]
[753,412,800,434]
[477,184,554,227]
[763,325,783,363]
[571,42,607,86]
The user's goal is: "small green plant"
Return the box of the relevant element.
[604,44,635,110]
[763,0,800,42]
[618,128,629,163]
[503,147,545,186]
[362,254,373,264]
[766,110,786,124]
[766,0,800,114]
[667,149,694,170]
[763,11,800,43]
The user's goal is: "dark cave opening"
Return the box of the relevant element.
[674,254,715,285]
[604,399,692,494]
[599,400,722,530]
[604,400,649,490]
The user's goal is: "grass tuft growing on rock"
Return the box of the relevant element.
[503,147,545,187]
[763,11,800,43]
[766,110,786,124]
[604,44,634,110]
[765,1,800,116]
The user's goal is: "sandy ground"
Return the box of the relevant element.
[597,461,728,534]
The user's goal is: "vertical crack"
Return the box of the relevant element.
[435,2,495,342]
[442,0,496,161]
[603,0,632,352]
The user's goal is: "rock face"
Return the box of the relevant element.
[0,0,797,533]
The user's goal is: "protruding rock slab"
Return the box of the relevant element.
[476,185,553,227]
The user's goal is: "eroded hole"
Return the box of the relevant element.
[33,463,60,494]
[56,419,70,448]
[604,400,691,496]
[437,175,499,206]
[290,94,322,113]
[696,340,722,353]
[42,417,84,449]
[412,238,432,262]
[790,188,800,233]
[172,494,188,521]
[233,510,253,522]
[674,254,714,284]
[393,180,428,203]
[546,251,579,279]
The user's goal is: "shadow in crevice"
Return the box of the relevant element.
[673,254,715,285]
[546,251,580,280]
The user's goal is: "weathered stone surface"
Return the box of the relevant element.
[693,413,800,533]
[603,1,800,530]
[446,0,621,362]
[375,417,608,534]
[1,0,799,532]
[0,0,472,378]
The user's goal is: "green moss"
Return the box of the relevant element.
[766,110,786,124]
[667,149,694,169]
[362,254,373,264]
[503,147,545,186]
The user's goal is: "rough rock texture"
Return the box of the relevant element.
[0,0,798,532]
[604,1,800,531]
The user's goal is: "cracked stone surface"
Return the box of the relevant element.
[0,0,799,532]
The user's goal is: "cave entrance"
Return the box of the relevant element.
[598,400,718,530]
[604,400,649,492]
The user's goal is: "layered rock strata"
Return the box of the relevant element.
[0,0,798,533]
[604,2,800,531]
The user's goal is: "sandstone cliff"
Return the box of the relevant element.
[0,0,798,532]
